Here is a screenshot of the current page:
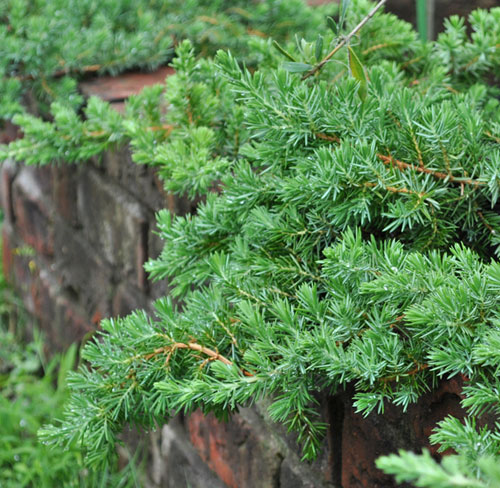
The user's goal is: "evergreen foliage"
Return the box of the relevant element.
[1,1,499,486]
[0,0,332,120]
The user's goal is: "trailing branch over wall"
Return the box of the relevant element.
[1,0,500,486]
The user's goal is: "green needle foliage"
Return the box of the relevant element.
[1,0,499,486]
[0,0,333,120]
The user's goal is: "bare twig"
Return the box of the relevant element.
[141,341,254,376]
[378,154,485,187]
[380,362,429,383]
[15,64,102,82]
[302,0,387,80]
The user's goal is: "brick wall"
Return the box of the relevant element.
[0,63,494,487]
[1,146,191,350]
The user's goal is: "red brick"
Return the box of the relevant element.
[11,167,54,257]
[187,410,282,488]
[79,67,174,101]
[0,121,22,144]
[340,379,473,488]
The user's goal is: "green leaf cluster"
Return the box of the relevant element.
[0,326,144,487]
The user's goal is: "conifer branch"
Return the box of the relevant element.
[485,131,500,144]
[143,341,233,365]
[363,181,425,197]
[16,64,103,82]
[380,362,429,383]
[477,210,495,234]
[378,154,485,187]
[140,341,254,377]
[16,4,499,479]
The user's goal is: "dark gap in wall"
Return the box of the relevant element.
[64,284,79,302]
[273,454,284,488]
[328,392,345,487]
[5,172,17,226]
[139,220,149,293]
[385,0,498,39]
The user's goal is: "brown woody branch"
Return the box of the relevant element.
[15,64,103,82]
[477,210,495,234]
[142,341,254,376]
[380,362,429,384]
[315,132,340,143]
[364,181,425,197]
[312,132,484,190]
[378,154,485,187]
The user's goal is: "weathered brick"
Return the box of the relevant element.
[252,397,335,487]
[112,282,149,317]
[340,379,471,488]
[31,268,93,349]
[187,409,283,488]
[279,457,334,488]
[52,218,113,320]
[77,166,148,288]
[102,147,173,214]
[11,166,54,257]
[149,418,228,488]
[51,164,80,226]
[2,225,91,347]
[79,67,174,102]
[2,223,22,286]
[0,120,22,144]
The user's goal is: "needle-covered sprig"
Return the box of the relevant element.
[10,1,500,484]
